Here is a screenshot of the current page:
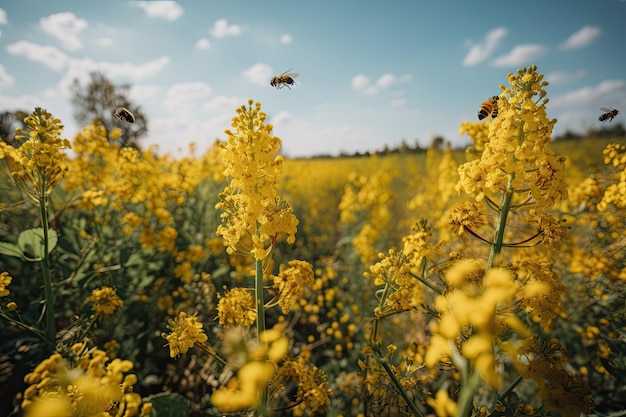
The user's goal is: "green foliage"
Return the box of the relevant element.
[0,228,58,261]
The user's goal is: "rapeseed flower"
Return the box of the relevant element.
[22,346,147,417]
[86,286,124,316]
[210,361,276,412]
[217,100,298,260]
[598,143,626,210]
[216,287,257,327]
[458,65,567,210]
[426,259,521,387]
[0,107,71,202]
[163,311,209,358]
[0,271,11,297]
[270,259,314,313]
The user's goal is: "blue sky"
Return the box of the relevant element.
[0,1,625,157]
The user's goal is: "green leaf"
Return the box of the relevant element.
[17,228,58,260]
[0,241,25,259]
[146,392,189,417]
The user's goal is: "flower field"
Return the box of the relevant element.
[1,66,626,417]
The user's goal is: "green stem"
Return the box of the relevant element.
[487,177,514,270]
[489,375,522,413]
[39,190,56,344]
[255,257,266,340]
[456,369,481,417]
[376,357,425,417]
[255,257,268,415]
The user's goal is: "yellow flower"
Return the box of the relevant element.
[271,260,314,313]
[457,66,567,209]
[0,271,12,297]
[272,352,333,414]
[86,286,124,316]
[216,287,257,327]
[211,360,275,412]
[426,390,458,417]
[0,108,71,202]
[22,348,147,417]
[163,311,208,358]
[217,100,298,260]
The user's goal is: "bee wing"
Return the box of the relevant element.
[600,107,615,112]
[279,69,299,78]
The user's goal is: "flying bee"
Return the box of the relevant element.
[114,107,135,123]
[599,107,620,122]
[478,96,499,120]
[270,69,299,89]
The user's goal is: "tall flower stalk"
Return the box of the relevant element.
[214,100,299,413]
[447,65,571,415]
[216,99,298,334]
[0,108,71,344]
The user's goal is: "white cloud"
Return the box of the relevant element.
[353,73,410,95]
[6,41,69,71]
[352,74,370,90]
[376,73,411,88]
[550,79,626,108]
[0,8,7,24]
[491,44,546,67]
[0,94,43,111]
[280,34,292,44]
[209,19,245,38]
[57,56,171,95]
[196,38,210,50]
[545,69,586,85]
[141,113,231,156]
[377,74,396,88]
[134,1,183,21]
[203,96,246,112]
[163,82,213,116]
[270,110,292,126]
[129,84,161,103]
[463,27,507,66]
[242,63,273,86]
[95,37,114,47]
[0,64,14,89]
[40,12,87,51]
[270,114,374,157]
[560,25,601,50]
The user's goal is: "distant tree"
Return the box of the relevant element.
[429,135,445,151]
[70,72,148,147]
[554,130,582,141]
[0,110,29,146]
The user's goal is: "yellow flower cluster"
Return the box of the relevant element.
[339,170,393,265]
[271,260,314,313]
[0,271,11,297]
[459,120,490,154]
[216,287,257,327]
[598,143,626,211]
[512,253,567,331]
[22,344,150,417]
[0,108,71,202]
[86,286,124,316]
[449,200,486,237]
[510,336,593,417]
[216,100,298,260]
[271,351,333,415]
[62,122,220,253]
[457,66,567,210]
[425,259,525,387]
[163,311,209,358]
[211,327,289,412]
